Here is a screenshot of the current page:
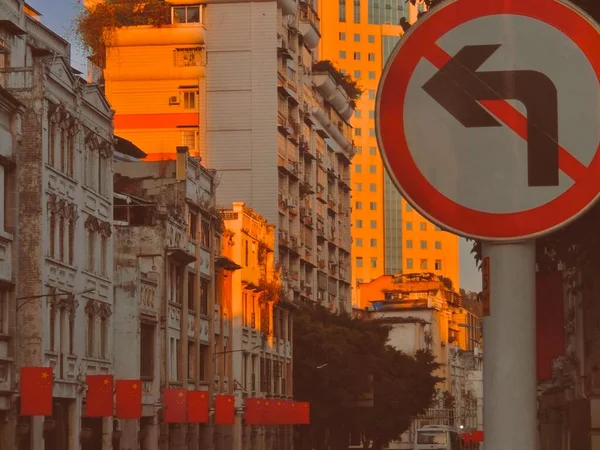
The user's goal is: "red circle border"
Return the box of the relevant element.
[377,0,600,240]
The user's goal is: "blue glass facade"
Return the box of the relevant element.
[368,0,407,25]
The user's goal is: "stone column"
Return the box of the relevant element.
[101,417,112,450]
[31,416,43,450]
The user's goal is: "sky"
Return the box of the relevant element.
[29,0,482,292]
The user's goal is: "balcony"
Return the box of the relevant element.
[0,234,11,283]
[277,0,297,16]
[298,1,321,49]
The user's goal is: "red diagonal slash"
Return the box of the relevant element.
[424,43,587,182]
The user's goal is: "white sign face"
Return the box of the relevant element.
[376,0,600,241]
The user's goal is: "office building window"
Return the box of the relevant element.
[406,240,413,248]
[369,202,377,210]
[183,91,196,109]
[356,257,363,267]
[354,0,361,23]
[369,146,377,155]
[355,164,362,173]
[370,220,377,228]
[435,241,442,249]
[371,257,377,268]
[369,90,376,99]
[369,165,376,174]
[420,259,428,270]
[172,5,201,24]
[355,128,362,136]
[435,260,443,270]
[368,0,405,25]
[356,220,363,228]
[368,53,376,61]
[406,204,413,211]
[420,222,427,231]
[355,110,362,118]
[339,0,347,21]
[341,69,347,74]
[369,183,376,192]
[368,71,376,79]
[354,70,362,78]
[356,201,363,210]
[369,110,375,119]
[420,240,427,249]
[182,130,196,150]
[354,52,361,60]
[406,258,413,269]
[356,183,363,191]
[406,222,413,230]
[354,33,361,42]
[355,146,362,154]
[370,239,377,247]
[435,226,442,231]
[340,50,347,59]
[356,238,363,247]
[339,32,346,40]
[368,35,375,43]
[369,129,376,137]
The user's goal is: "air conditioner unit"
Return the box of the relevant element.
[169,95,180,105]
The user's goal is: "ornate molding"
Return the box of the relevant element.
[98,303,112,319]
[85,299,99,316]
[47,195,79,222]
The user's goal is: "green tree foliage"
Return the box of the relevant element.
[312,60,364,109]
[293,304,441,450]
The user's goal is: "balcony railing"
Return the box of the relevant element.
[299,1,320,34]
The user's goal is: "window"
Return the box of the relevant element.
[188,212,198,239]
[370,257,377,268]
[354,33,361,42]
[368,35,375,43]
[58,217,65,262]
[183,91,196,109]
[98,154,107,197]
[369,183,376,192]
[188,340,196,381]
[355,128,362,136]
[169,337,181,381]
[86,313,95,357]
[406,204,413,211]
[353,52,361,60]
[354,70,361,79]
[355,201,362,209]
[406,258,413,269]
[356,238,363,247]
[199,344,208,381]
[356,183,362,191]
[368,71,376,80]
[435,241,442,249]
[339,0,347,21]
[370,238,377,247]
[406,222,413,230]
[355,164,362,173]
[369,165,376,174]
[420,259,428,270]
[369,129,376,137]
[369,90,376,99]
[68,220,75,265]
[339,50,347,59]
[435,226,442,231]
[356,220,363,228]
[353,0,361,23]
[201,220,210,247]
[188,271,196,311]
[369,202,376,210]
[174,48,204,67]
[420,222,427,231]
[100,316,108,359]
[406,240,413,248]
[370,220,377,228]
[100,236,108,277]
[369,110,375,119]
[435,260,443,270]
[170,264,184,304]
[86,229,95,272]
[369,146,377,155]
[200,278,209,316]
[172,5,201,23]
[420,240,427,249]
[368,53,376,61]
[140,323,154,378]
[356,257,363,267]
[339,32,346,40]
[48,120,56,167]
[355,146,362,154]
[355,110,362,118]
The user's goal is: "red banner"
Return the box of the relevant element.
[85,375,113,417]
[20,367,53,416]
[187,391,209,423]
[245,398,263,425]
[297,402,310,425]
[116,380,142,419]
[214,395,235,425]
[536,271,565,382]
[163,389,187,423]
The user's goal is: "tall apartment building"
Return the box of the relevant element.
[84,0,355,311]
[317,0,460,288]
[1,1,116,447]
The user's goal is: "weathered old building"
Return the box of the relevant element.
[113,147,222,450]
[1,0,116,448]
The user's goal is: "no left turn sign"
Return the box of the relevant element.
[376,0,600,241]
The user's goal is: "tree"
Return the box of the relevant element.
[293,304,441,450]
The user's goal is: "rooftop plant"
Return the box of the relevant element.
[313,59,363,109]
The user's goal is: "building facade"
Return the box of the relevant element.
[84,0,354,312]
[1,1,117,448]
[113,148,221,450]
[317,0,460,288]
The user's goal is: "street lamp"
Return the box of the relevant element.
[16,288,95,311]
[212,345,261,362]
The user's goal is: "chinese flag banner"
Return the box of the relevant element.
[297,402,310,425]
[20,367,53,416]
[471,430,484,443]
[116,379,142,419]
[163,389,187,423]
[214,395,235,425]
[187,390,209,423]
[273,400,285,425]
[244,398,263,425]
[287,401,298,425]
[262,399,274,425]
[85,375,113,417]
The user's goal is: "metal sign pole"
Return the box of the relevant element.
[482,241,537,450]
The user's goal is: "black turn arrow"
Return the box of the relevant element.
[422,44,559,187]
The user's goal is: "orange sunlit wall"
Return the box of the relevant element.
[317,0,459,288]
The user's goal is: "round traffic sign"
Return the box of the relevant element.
[376,0,600,241]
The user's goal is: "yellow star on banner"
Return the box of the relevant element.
[132,383,138,390]
[41,372,49,380]
[200,393,205,399]
[103,378,110,385]
[228,398,232,403]
[178,392,184,398]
